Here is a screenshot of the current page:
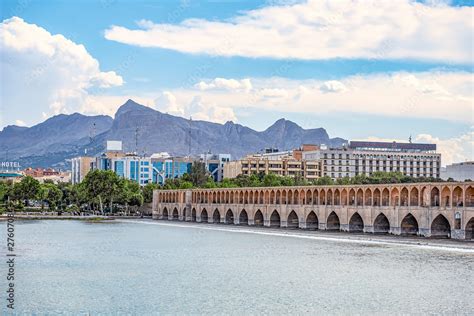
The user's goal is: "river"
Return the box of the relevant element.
[1,219,473,314]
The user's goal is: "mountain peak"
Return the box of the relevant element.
[115,99,154,118]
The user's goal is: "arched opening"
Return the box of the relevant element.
[306,190,312,205]
[319,190,326,205]
[453,186,463,207]
[466,186,474,207]
[373,189,381,206]
[183,208,187,220]
[441,187,451,207]
[201,209,208,222]
[306,211,318,230]
[326,211,340,231]
[191,208,196,222]
[349,212,364,232]
[334,189,340,205]
[326,190,333,205]
[349,189,355,206]
[400,188,408,206]
[341,189,347,206]
[401,213,418,235]
[465,218,474,240]
[364,189,372,206]
[356,189,363,206]
[172,208,179,220]
[287,211,299,229]
[270,210,281,227]
[430,214,451,238]
[254,210,264,226]
[162,207,168,219]
[225,209,234,224]
[373,213,390,234]
[213,209,221,224]
[431,187,440,207]
[410,187,419,206]
[382,188,389,206]
[239,210,248,225]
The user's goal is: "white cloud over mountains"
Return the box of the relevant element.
[104,0,473,63]
[0,17,123,124]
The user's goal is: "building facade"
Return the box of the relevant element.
[441,162,474,181]
[71,156,95,185]
[304,141,441,180]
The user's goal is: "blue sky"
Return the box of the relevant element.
[0,0,473,164]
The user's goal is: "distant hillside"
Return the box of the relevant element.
[0,99,347,169]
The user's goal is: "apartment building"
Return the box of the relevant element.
[303,141,441,180]
[71,156,95,184]
[223,145,322,180]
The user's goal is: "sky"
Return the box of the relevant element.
[0,0,473,165]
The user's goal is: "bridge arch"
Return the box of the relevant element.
[349,212,364,232]
[306,211,318,230]
[254,210,264,226]
[341,189,348,206]
[453,186,462,207]
[212,208,221,224]
[327,211,340,231]
[401,213,419,235]
[172,208,179,220]
[365,188,372,206]
[400,187,408,206]
[430,214,451,238]
[465,218,474,240]
[382,188,389,206]
[440,186,451,207]
[200,208,208,222]
[182,208,187,220]
[431,187,440,207]
[191,208,196,221]
[466,186,474,207]
[410,187,419,206]
[356,189,363,206]
[270,210,281,227]
[334,189,341,205]
[287,210,299,229]
[373,213,390,234]
[239,209,248,225]
[225,209,234,224]
[373,188,381,206]
[319,189,326,205]
[162,207,168,219]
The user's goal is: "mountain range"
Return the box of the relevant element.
[0,99,347,169]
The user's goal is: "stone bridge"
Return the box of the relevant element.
[152,182,474,240]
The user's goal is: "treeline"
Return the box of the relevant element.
[156,162,450,190]
[0,170,145,213]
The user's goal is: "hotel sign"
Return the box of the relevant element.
[0,161,20,169]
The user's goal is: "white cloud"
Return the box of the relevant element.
[14,119,26,126]
[319,80,347,93]
[162,72,473,124]
[362,132,474,166]
[154,91,184,116]
[1,17,123,124]
[196,78,252,92]
[104,0,473,63]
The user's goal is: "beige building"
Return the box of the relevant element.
[71,156,95,184]
[224,145,322,180]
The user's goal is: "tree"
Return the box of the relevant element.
[16,176,40,206]
[142,183,159,203]
[82,170,121,214]
[187,161,209,187]
[44,183,63,211]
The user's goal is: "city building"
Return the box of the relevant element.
[224,141,441,181]
[223,144,322,180]
[441,162,474,181]
[71,156,95,185]
[151,154,193,185]
[200,153,231,182]
[23,167,70,183]
[303,141,441,180]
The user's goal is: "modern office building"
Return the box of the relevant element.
[441,162,474,181]
[303,141,441,180]
[200,153,231,182]
[151,155,193,185]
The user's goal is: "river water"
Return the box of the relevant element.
[1,219,473,314]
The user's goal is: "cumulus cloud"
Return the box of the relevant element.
[104,0,473,63]
[362,133,474,166]
[164,72,473,124]
[1,17,123,125]
[196,78,252,92]
[154,91,184,116]
[14,120,26,127]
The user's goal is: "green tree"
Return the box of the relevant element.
[16,176,40,206]
[82,170,121,214]
[187,161,209,187]
[44,183,63,211]
[142,182,159,203]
